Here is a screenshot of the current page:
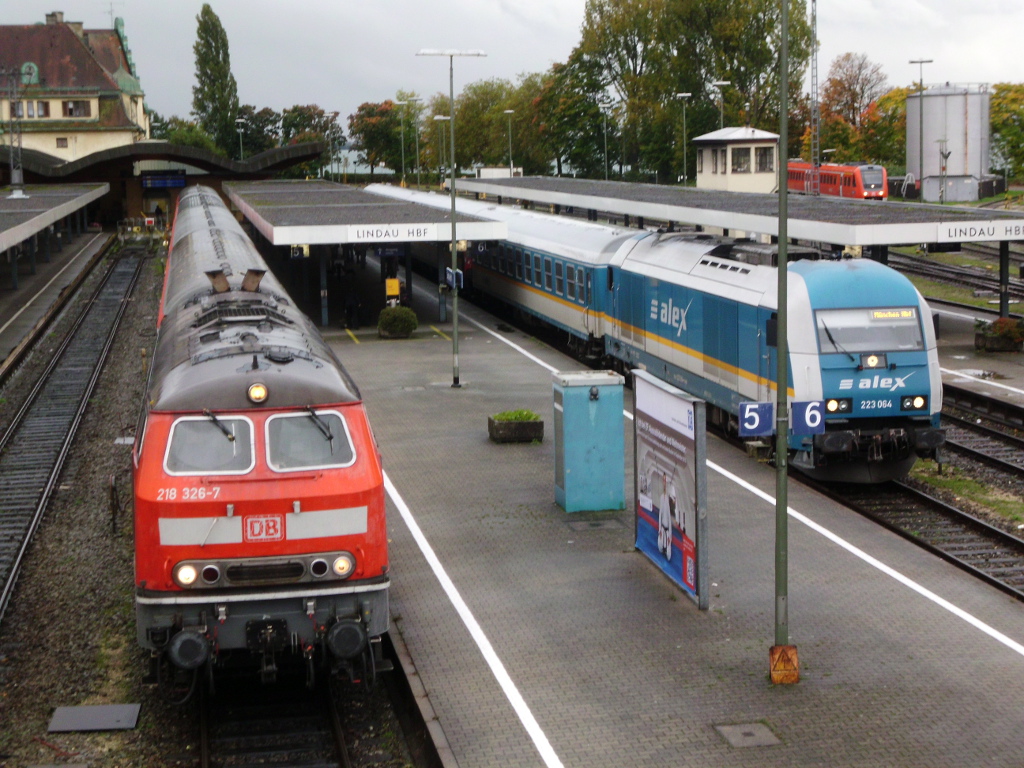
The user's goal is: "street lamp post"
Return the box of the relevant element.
[711,80,731,130]
[909,59,932,201]
[417,48,486,388]
[675,92,691,184]
[503,109,515,175]
[235,117,245,160]
[395,100,407,186]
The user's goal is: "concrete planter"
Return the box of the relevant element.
[974,332,1023,352]
[487,416,543,443]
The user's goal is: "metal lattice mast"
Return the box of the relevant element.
[809,0,820,195]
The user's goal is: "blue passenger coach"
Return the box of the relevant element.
[368,185,943,483]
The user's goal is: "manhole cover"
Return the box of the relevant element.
[714,723,780,748]
[567,519,624,531]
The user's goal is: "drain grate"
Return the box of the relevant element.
[714,722,780,748]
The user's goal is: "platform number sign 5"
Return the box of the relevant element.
[791,401,826,435]
[739,402,774,437]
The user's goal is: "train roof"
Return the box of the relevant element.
[148,185,361,411]
[367,184,639,265]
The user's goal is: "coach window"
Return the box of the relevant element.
[756,147,773,172]
[165,416,255,475]
[515,248,523,279]
[731,147,751,173]
[555,262,564,294]
[266,410,355,471]
[544,259,553,290]
[524,250,533,283]
[534,254,542,285]
[566,265,576,300]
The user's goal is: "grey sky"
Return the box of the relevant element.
[11,1,1024,132]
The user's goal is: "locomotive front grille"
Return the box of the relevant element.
[226,561,305,584]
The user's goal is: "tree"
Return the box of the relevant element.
[163,117,220,154]
[991,83,1024,179]
[454,78,515,169]
[237,104,282,157]
[821,53,888,129]
[856,87,909,170]
[191,4,239,158]
[347,102,400,178]
[536,50,609,177]
[279,105,343,178]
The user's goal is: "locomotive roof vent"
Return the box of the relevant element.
[205,270,230,294]
[241,269,266,292]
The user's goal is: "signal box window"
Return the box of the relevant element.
[756,147,773,172]
[697,149,703,173]
[731,147,751,173]
[267,411,355,471]
[62,100,92,118]
[165,416,255,475]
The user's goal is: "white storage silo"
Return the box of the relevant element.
[906,84,990,202]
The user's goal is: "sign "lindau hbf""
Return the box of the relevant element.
[351,225,436,243]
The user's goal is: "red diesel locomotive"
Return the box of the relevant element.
[787,160,888,200]
[134,185,388,690]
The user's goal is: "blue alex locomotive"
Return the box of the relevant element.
[370,184,944,483]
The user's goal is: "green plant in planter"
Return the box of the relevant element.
[488,409,543,443]
[976,316,1024,342]
[491,409,541,422]
[377,306,418,338]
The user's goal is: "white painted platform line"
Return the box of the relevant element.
[384,471,565,768]
[941,366,1024,396]
[0,233,105,337]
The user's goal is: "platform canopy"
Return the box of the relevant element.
[0,183,108,253]
[457,176,1024,246]
[224,180,507,246]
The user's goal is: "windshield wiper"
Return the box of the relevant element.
[203,409,235,442]
[819,320,856,363]
[306,407,335,450]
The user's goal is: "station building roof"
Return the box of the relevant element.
[224,180,507,246]
[457,176,1024,246]
[0,183,109,252]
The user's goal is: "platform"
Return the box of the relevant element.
[0,229,108,365]
[932,301,1024,407]
[326,271,1024,767]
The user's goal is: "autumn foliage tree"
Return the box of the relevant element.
[191,4,239,158]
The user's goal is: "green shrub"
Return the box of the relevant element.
[491,409,541,422]
[377,306,418,337]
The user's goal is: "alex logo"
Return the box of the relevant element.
[650,297,693,337]
[838,371,916,392]
[244,514,284,542]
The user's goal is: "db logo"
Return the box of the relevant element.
[244,515,284,542]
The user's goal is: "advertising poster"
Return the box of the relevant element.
[633,370,707,609]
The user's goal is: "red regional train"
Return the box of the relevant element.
[787,160,888,200]
[134,185,388,694]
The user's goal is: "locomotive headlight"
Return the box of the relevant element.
[901,395,928,411]
[247,382,268,403]
[826,398,852,413]
[859,353,888,370]
[332,553,356,578]
[174,563,198,587]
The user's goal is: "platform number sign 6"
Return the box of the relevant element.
[738,402,774,437]
[792,401,826,435]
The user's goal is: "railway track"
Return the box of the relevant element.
[0,250,143,624]
[888,252,1024,299]
[198,674,352,768]
[942,413,1024,478]
[812,480,1024,600]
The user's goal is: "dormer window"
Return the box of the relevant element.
[62,100,91,117]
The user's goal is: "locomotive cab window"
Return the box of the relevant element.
[266,410,355,471]
[165,416,255,475]
[815,307,924,354]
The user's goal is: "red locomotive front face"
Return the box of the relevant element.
[133,403,386,593]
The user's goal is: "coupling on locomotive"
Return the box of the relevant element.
[134,186,389,689]
[371,184,944,483]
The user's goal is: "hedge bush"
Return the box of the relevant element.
[377,306,418,337]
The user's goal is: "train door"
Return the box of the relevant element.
[611,269,646,360]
